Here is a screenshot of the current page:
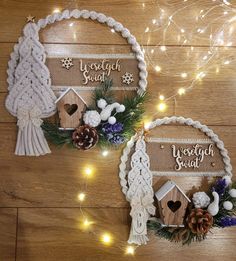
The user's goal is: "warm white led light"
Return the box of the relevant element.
[78,193,86,202]
[102,150,109,157]
[160,46,166,51]
[178,88,186,95]
[53,8,61,13]
[101,233,112,245]
[126,246,135,255]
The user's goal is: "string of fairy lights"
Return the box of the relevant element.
[142,0,236,117]
[76,165,137,255]
[49,0,236,255]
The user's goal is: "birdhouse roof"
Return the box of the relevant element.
[55,88,87,105]
[155,180,191,202]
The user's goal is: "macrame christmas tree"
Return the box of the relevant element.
[5,20,56,156]
[126,135,155,245]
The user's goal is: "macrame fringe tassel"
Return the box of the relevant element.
[127,203,151,245]
[15,121,51,156]
[128,230,149,245]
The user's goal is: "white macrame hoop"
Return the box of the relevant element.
[119,116,233,197]
[7,9,147,109]
[6,9,147,157]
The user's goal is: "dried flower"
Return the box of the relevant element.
[102,122,124,134]
[219,216,236,228]
[212,178,227,197]
[107,134,125,145]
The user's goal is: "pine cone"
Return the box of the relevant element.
[171,228,191,243]
[186,208,213,235]
[72,125,98,150]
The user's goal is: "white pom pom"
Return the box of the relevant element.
[108,116,116,125]
[222,175,232,186]
[116,104,125,113]
[223,201,233,210]
[97,99,107,109]
[83,110,101,127]
[192,192,210,208]
[229,188,236,198]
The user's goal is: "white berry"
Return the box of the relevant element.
[97,99,107,109]
[223,201,233,210]
[116,104,125,113]
[222,176,232,186]
[108,116,116,125]
[229,188,236,198]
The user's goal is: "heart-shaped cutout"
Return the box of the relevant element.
[64,104,78,116]
[167,201,181,213]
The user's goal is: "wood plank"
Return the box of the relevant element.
[0,124,235,207]
[0,208,17,261]
[1,43,236,125]
[17,208,236,261]
[0,1,236,261]
[0,0,234,47]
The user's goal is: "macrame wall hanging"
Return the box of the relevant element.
[5,9,147,156]
[119,116,234,245]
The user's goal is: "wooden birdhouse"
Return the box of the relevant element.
[55,88,87,129]
[155,180,191,227]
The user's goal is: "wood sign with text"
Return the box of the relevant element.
[46,54,139,92]
[145,126,225,177]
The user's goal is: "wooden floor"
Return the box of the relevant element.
[0,0,236,260]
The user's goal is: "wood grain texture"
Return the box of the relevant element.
[0,208,17,261]
[57,89,87,128]
[158,186,189,226]
[17,208,236,261]
[0,0,233,46]
[1,0,236,260]
[2,44,236,125]
[0,124,235,207]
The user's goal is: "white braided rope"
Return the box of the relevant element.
[119,134,138,197]
[119,116,233,196]
[36,9,147,94]
[7,10,147,100]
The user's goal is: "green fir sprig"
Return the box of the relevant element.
[42,78,147,149]
[115,92,147,139]
[147,219,207,245]
[148,179,236,245]
[90,78,147,146]
[42,121,73,147]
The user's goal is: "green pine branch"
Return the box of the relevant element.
[93,78,114,105]
[42,78,147,149]
[42,121,73,146]
[148,220,207,245]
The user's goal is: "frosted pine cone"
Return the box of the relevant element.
[192,192,210,208]
[83,110,101,127]
[72,125,98,150]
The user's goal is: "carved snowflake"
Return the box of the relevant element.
[61,58,74,70]
[122,72,134,85]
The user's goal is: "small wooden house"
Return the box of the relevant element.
[55,88,87,129]
[155,180,191,227]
